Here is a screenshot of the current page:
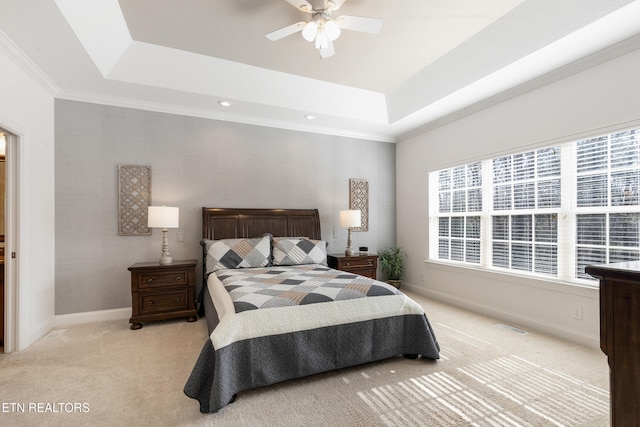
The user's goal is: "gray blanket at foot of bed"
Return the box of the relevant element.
[184,313,439,413]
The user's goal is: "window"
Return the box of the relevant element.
[430,127,640,283]
[437,163,482,264]
[490,148,561,275]
[575,129,640,278]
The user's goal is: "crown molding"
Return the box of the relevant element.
[56,89,395,143]
[0,29,59,97]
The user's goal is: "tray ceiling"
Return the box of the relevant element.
[1,0,639,141]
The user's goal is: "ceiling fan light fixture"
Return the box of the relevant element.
[302,21,318,42]
[268,0,382,59]
[324,20,341,41]
[315,28,329,49]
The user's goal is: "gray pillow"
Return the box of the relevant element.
[272,237,327,266]
[205,235,271,273]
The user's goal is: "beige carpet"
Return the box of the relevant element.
[0,292,609,426]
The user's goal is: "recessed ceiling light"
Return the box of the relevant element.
[218,101,231,107]
[305,114,315,120]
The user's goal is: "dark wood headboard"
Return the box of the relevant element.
[201,208,322,241]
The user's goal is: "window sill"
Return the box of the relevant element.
[424,259,599,298]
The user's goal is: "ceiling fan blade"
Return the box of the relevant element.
[284,0,313,12]
[319,39,335,59]
[327,0,347,11]
[266,22,306,41]
[337,15,383,34]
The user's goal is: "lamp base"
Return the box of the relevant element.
[159,254,173,265]
[345,228,355,256]
[158,228,173,265]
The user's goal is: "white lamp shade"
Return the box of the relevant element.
[315,28,329,49]
[302,21,318,41]
[340,209,361,228]
[324,20,341,41]
[148,206,179,228]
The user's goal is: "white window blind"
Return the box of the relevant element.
[430,127,640,284]
[575,129,640,278]
[490,147,561,276]
[437,163,482,264]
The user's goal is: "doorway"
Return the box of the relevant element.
[0,128,16,353]
[0,131,4,350]
[0,130,7,353]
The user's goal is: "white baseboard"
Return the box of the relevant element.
[24,317,56,351]
[54,307,131,328]
[402,283,600,349]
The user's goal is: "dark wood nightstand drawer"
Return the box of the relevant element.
[139,290,189,315]
[327,254,378,280]
[137,270,189,290]
[338,257,375,269]
[343,266,376,279]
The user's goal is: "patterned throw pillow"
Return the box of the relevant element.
[272,237,327,266]
[204,236,271,273]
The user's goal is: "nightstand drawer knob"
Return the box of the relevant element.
[368,261,373,266]
[147,278,153,283]
[175,276,182,281]
[176,298,181,302]
[148,300,154,305]
[346,262,350,266]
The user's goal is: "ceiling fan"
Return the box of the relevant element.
[266,0,383,59]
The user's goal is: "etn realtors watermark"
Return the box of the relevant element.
[2,402,90,413]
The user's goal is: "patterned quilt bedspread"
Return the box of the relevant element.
[217,264,399,313]
[184,264,440,414]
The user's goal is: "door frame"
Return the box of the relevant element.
[2,130,20,353]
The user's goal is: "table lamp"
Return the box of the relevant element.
[148,206,179,265]
[340,209,361,256]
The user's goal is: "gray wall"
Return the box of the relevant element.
[54,99,396,315]
[396,46,640,347]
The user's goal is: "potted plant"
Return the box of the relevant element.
[378,247,406,288]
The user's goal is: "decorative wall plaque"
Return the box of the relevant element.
[118,165,152,236]
[349,178,369,231]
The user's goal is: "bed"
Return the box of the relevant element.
[184,207,440,413]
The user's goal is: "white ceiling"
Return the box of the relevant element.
[1,0,640,141]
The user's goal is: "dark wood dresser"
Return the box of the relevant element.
[327,253,378,280]
[585,261,640,426]
[128,259,198,330]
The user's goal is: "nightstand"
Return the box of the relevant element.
[128,259,198,330]
[327,253,378,280]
